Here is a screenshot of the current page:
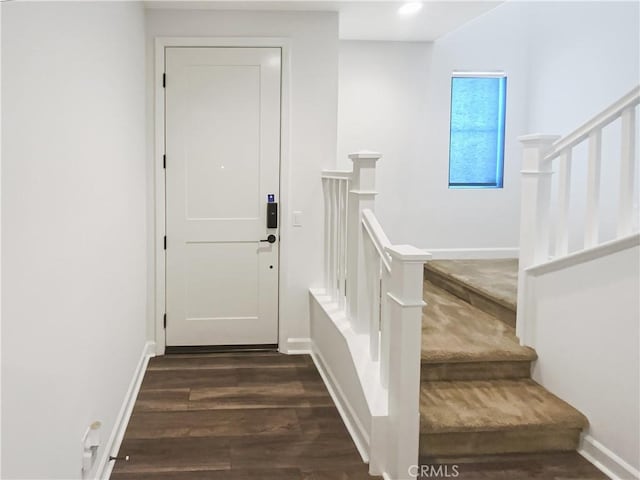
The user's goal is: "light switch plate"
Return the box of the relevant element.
[293,211,303,227]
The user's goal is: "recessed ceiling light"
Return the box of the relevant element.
[398,2,423,16]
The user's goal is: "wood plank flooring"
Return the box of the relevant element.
[111,351,607,480]
[110,352,375,480]
[418,453,608,480]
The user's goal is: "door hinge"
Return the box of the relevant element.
[163,154,166,169]
[163,313,167,329]
[163,73,166,88]
[164,236,167,250]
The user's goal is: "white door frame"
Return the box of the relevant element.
[154,37,291,355]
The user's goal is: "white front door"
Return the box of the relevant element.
[165,47,281,346]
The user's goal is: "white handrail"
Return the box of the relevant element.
[545,86,640,162]
[321,170,352,180]
[362,209,392,272]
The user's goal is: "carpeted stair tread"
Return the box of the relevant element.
[421,281,536,364]
[420,379,588,434]
[424,259,518,311]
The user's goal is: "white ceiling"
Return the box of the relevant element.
[143,1,504,41]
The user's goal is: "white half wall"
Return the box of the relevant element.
[1,2,147,478]
[528,242,640,478]
[309,291,375,461]
[144,9,339,351]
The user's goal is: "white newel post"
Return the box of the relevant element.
[516,134,559,343]
[385,245,430,480]
[346,151,382,334]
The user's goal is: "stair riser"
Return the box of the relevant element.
[424,267,516,327]
[420,428,582,458]
[421,361,531,382]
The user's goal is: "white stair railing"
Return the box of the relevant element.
[517,86,640,342]
[361,209,391,366]
[321,152,430,479]
[321,170,350,309]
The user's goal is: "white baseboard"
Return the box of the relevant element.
[579,434,640,480]
[282,337,311,354]
[96,341,156,480]
[423,248,519,260]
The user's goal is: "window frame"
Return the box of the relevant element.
[448,71,507,189]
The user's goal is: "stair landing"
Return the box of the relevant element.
[422,280,533,361]
[425,259,518,327]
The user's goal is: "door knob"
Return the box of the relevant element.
[260,234,277,244]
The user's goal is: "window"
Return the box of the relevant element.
[448,73,507,188]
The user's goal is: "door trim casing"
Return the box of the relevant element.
[154,37,291,355]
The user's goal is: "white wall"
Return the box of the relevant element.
[337,1,639,253]
[144,9,339,351]
[422,0,531,252]
[1,2,147,478]
[338,2,530,251]
[527,1,640,136]
[337,41,433,245]
[530,243,640,477]
[0,3,4,474]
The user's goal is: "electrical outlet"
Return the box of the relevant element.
[81,421,102,478]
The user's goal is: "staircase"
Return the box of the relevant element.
[419,259,588,462]
[315,87,638,478]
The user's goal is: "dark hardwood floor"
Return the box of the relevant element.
[419,453,608,479]
[110,351,375,480]
[111,352,608,480]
